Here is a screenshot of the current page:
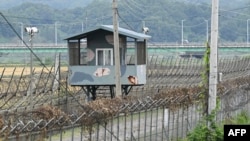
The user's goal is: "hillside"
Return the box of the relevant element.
[0,0,93,9]
[1,0,247,10]
[0,0,249,43]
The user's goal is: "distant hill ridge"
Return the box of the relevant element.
[0,0,248,43]
[0,0,246,10]
[0,0,93,9]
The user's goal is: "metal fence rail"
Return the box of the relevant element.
[1,56,250,140]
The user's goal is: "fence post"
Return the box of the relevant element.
[53,53,60,92]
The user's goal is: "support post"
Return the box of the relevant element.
[53,53,60,91]
[112,0,122,96]
[208,0,219,114]
[181,20,185,46]
[247,19,250,45]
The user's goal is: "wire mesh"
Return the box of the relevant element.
[1,56,250,140]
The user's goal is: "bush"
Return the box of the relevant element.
[184,111,250,141]
[186,112,223,141]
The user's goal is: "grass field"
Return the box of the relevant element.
[0,66,68,76]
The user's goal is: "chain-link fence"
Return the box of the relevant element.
[1,55,250,140]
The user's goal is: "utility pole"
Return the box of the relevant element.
[112,0,122,96]
[85,11,88,29]
[25,27,38,107]
[55,22,58,46]
[181,20,185,46]
[19,22,24,45]
[208,0,219,114]
[247,19,250,45]
[205,19,209,42]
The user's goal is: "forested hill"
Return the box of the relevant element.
[0,0,93,9]
[0,0,249,43]
[1,0,247,10]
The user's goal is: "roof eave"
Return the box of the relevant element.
[64,25,151,40]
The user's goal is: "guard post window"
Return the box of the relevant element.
[96,48,113,66]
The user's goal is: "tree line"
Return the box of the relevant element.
[0,0,249,44]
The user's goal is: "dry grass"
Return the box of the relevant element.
[32,104,69,120]
[0,67,68,76]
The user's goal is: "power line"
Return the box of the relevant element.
[127,0,152,9]
[0,13,45,69]
[220,8,250,17]
[221,5,250,12]
[1,12,114,25]
[219,14,247,21]
[117,11,135,31]
[183,0,250,18]
[124,0,146,11]
[119,0,144,20]
[0,12,86,109]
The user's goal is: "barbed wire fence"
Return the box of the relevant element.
[1,55,250,140]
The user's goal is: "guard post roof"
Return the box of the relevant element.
[64,25,151,40]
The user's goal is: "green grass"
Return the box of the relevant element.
[180,110,250,141]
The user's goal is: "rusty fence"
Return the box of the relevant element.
[1,56,250,140]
